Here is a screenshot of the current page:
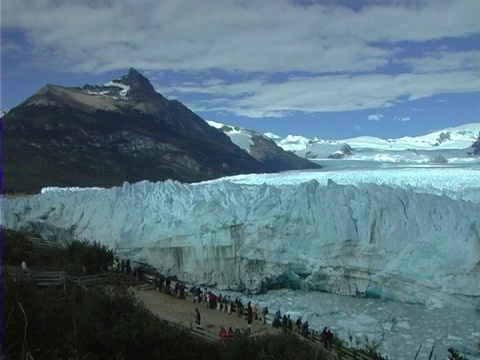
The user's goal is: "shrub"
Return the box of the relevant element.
[1,230,114,275]
[1,276,221,359]
[66,239,114,274]
[1,230,36,266]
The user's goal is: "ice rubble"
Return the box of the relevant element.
[2,177,480,310]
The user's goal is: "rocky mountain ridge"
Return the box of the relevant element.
[2,68,317,194]
[206,121,320,171]
[468,133,480,156]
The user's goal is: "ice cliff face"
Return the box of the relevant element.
[2,179,479,309]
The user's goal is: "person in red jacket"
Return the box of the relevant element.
[219,326,227,339]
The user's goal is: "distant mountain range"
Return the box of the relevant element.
[2,68,318,194]
[262,122,480,164]
[207,120,479,164]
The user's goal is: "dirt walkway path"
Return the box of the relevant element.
[136,288,336,360]
[136,288,281,339]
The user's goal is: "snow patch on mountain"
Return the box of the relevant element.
[205,121,321,172]
[82,80,131,100]
[263,132,282,140]
[328,144,355,159]
[206,120,254,152]
[277,135,325,152]
[103,81,131,99]
[206,120,227,130]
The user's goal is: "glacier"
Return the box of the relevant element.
[2,167,480,311]
[201,164,480,203]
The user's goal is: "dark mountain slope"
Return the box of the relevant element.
[468,133,480,156]
[3,69,270,193]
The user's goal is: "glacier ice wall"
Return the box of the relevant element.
[2,179,479,309]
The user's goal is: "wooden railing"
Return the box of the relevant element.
[282,328,378,360]
[152,307,377,359]
[66,274,108,287]
[164,318,220,343]
[336,346,378,360]
[65,272,140,287]
[143,274,156,289]
[27,236,64,248]
[2,266,138,289]
[1,267,66,290]
[31,271,66,290]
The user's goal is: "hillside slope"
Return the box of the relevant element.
[3,69,268,193]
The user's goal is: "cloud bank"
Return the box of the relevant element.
[3,0,479,117]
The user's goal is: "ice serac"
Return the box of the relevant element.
[2,180,479,309]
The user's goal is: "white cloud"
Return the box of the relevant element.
[3,0,479,74]
[166,70,478,117]
[3,0,479,116]
[401,50,480,73]
[368,113,383,121]
[355,125,363,131]
[395,116,412,122]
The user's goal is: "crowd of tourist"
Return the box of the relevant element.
[187,285,334,348]
[112,258,335,349]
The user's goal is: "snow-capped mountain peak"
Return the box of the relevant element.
[81,68,157,101]
[394,123,480,149]
[267,122,480,164]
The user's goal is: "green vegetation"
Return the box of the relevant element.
[2,275,218,360]
[2,230,113,275]
[1,231,322,359]
[220,331,317,360]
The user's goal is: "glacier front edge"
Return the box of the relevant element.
[2,178,479,310]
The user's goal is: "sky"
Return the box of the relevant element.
[2,0,479,139]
